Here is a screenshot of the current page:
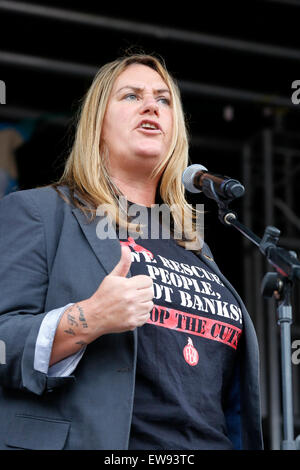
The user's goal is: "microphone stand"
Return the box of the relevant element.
[203,180,300,450]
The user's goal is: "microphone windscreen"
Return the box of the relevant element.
[182,164,208,193]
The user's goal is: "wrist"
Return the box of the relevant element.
[58,302,91,345]
[76,297,111,340]
[50,302,90,366]
[71,300,93,343]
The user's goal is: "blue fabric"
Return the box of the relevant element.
[0,119,37,141]
[4,175,18,195]
[0,170,18,197]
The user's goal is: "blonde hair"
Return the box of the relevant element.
[55,53,201,250]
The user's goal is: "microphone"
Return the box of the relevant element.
[182,164,245,200]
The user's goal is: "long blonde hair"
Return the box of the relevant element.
[55,53,201,250]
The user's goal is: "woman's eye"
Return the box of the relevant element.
[158,97,170,106]
[123,94,170,105]
[124,94,138,101]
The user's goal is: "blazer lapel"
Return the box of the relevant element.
[72,204,138,365]
[72,207,128,276]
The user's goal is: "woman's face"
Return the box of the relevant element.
[102,63,174,178]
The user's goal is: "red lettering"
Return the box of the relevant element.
[147,305,242,350]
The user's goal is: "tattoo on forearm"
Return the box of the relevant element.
[64,328,75,336]
[76,304,88,328]
[63,303,89,347]
[67,313,79,327]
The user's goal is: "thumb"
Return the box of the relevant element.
[110,245,132,277]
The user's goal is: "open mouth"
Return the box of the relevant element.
[137,120,162,133]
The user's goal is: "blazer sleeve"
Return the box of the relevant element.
[0,190,75,395]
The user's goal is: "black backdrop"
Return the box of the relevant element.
[1,0,300,449]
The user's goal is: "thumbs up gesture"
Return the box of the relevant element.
[109,244,133,278]
[80,245,154,340]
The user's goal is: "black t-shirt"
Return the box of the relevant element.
[119,206,243,450]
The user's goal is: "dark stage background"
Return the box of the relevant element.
[0,0,300,450]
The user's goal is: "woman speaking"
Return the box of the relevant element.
[0,53,263,450]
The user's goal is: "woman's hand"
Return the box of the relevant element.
[50,246,154,366]
[80,245,154,340]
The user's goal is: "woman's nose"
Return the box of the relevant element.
[140,96,159,115]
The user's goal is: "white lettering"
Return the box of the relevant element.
[291,80,300,105]
[0,340,5,365]
[0,80,5,104]
[292,340,300,365]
